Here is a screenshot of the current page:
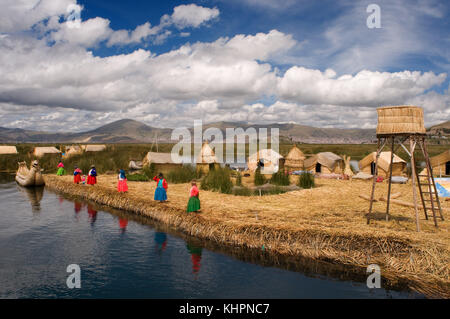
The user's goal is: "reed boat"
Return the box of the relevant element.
[15,160,45,187]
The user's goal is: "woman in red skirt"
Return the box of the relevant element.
[87,165,97,186]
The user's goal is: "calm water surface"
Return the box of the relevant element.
[0,173,422,298]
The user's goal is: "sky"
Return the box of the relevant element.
[0,0,449,132]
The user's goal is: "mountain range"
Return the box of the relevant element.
[0,118,447,144]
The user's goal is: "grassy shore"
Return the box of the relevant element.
[1,143,449,173]
[44,174,450,298]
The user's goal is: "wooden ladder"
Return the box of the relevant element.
[416,138,444,227]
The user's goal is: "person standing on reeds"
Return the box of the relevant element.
[153,173,168,202]
[73,165,82,184]
[87,165,97,186]
[187,180,200,213]
[117,169,128,193]
[56,161,65,176]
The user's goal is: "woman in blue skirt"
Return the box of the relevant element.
[153,173,168,202]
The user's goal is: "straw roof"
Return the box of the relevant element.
[304,152,343,170]
[376,106,426,135]
[430,150,450,167]
[247,149,283,172]
[0,146,18,155]
[33,146,61,157]
[65,145,83,155]
[359,151,406,172]
[143,152,176,165]
[83,144,106,152]
[196,142,218,164]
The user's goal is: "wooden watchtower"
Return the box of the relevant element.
[367,106,444,231]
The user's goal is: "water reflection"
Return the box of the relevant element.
[186,243,203,278]
[87,205,98,224]
[18,186,44,212]
[154,232,167,255]
[119,218,128,234]
[0,177,426,298]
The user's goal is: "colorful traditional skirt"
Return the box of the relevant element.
[187,196,200,212]
[154,187,167,201]
[117,179,128,192]
[74,174,81,184]
[87,175,97,185]
[57,167,65,176]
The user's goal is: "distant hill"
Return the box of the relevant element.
[0,118,379,144]
[428,121,450,135]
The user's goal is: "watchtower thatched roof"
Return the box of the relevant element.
[376,106,426,136]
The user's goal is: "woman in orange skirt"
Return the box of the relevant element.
[73,166,82,184]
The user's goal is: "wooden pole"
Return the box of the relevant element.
[368,138,385,224]
[386,136,395,221]
[409,137,420,232]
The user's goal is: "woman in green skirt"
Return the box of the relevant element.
[56,161,65,176]
[187,180,200,213]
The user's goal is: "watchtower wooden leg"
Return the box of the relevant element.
[409,137,420,232]
[386,136,395,221]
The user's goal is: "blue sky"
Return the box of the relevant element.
[0,0,448,131]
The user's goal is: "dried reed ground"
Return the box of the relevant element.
[45,174,450,298]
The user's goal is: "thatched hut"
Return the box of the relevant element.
[247,149,284,174]
[359,151,407,177]
[284,145,306,172]
[32,146,61,158]
[431,149,450,176]
[420,150,450,177]
[0,146,18,155]
[376,106,426,135]
[196,142,220,174]
[304,152,344,174]
[64,145,83,157]
[142,151,182,173]
[83,144,106,152]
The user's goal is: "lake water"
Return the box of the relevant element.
[0,173,423,298]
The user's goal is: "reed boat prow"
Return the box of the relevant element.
[15,161,45,187]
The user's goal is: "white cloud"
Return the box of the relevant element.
[170,4,219,29]
[0,0,76,33]
[0,1,448,132]
[50,17,112,48]
[107,22,160,47]
[278,67,447,106]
